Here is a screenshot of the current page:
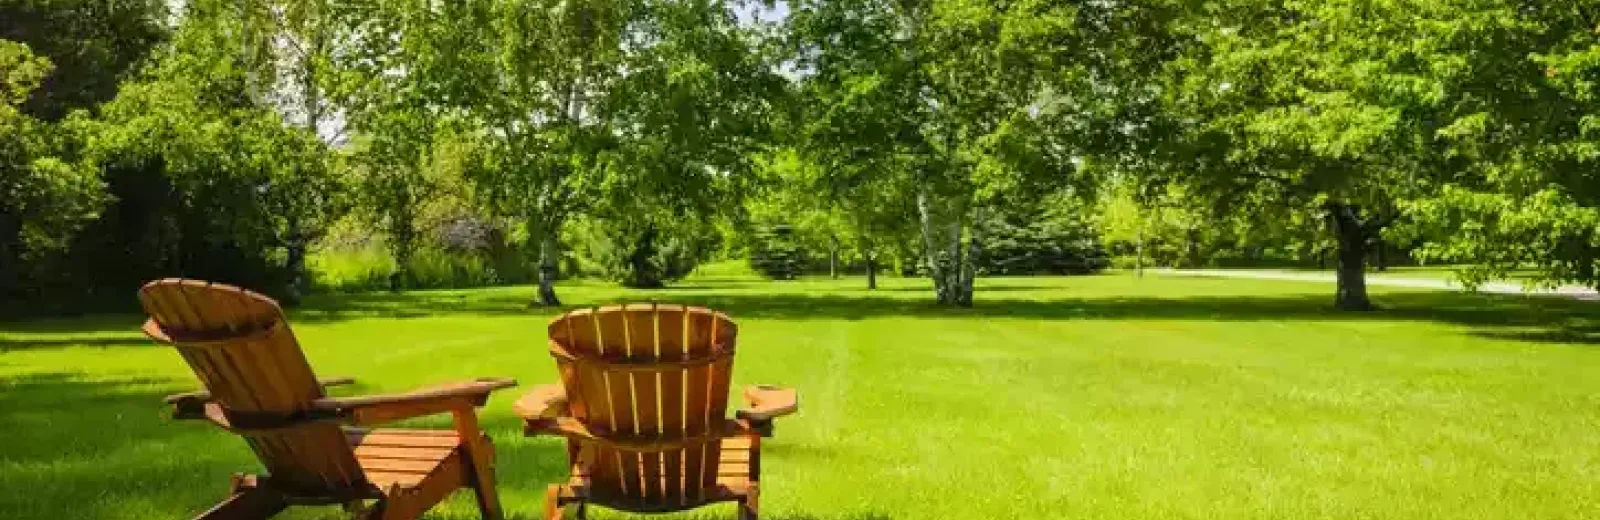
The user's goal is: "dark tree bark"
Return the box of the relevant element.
[1373,239,1388,272]
[535,230,562,306]
[866,254,878,289]
[282,233,307,305]
[828,236,839,279]
[1326,202,1375,311]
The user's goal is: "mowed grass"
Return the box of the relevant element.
[3,272,1600,519]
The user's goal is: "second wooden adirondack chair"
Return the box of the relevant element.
[138,278,516,520]
[515,304,799,520]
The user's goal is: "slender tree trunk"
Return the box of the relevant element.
[387,190,416,293]
[283,45,324,306]
[389,229,413,293]
[1373,238,1388,271]
[956,210,982,307]
[533,220,562,307]
[1134,224,1145,278]
[1327,202,1374,311]
[865,249,878,290]
[283,225,307,304]
[828,236,839,279]
[917,190,948,303]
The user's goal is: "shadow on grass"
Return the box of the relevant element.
[0,336,151,351]
[0,372,188,465]
[7,282,1597,347]
[287,287,1600,346]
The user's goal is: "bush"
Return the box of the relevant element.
[974,206,1108,276]
[569,214,717,288]
[747,224,807,280]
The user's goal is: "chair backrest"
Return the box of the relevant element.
[138,278,364,494]
[547,304,738,509]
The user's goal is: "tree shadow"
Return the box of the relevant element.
[0,371,258,517]
[290,290,535,323]
[276,282,1600,346]
[8,281,1597,348]
[0,336,151,351]
[0,372,190,465]
[559,290,1600,346]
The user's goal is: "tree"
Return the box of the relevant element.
[0,0,168,120]
[0,40,104,305]
[788,0,1182,304]
[1386,2,1600,292]
[1148,0,1444,310]
[419,0,782,305]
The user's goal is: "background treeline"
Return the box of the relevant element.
[4,0,1599,315]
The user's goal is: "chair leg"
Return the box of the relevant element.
[454,409,504,520]
[466,434,504,520]
[738,484,760,520]
[194,474,287,520]
[544,485,565,520]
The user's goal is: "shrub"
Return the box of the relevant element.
[747,224,807,280]
[974,207,1108,276]
[569,214,718,288]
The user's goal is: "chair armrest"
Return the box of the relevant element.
[165,377,359,420]
[513,384,568,420]
[311,377,516,426]
[734,385,798,437]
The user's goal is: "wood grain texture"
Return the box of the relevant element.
[534,304,762,516]
[139,279,507,520]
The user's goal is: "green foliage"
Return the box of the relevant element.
[0,40,105,306]
[0,9,350,312]
[567,212,719,288]
[747,224,807,280]
[0,0,168,120]
[1399,186,1600,291]
[974,201,1106,276]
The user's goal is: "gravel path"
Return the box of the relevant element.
[1154,268,1599,301]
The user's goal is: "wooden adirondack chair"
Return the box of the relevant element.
[514,304,799,520]
[138,278,516,520]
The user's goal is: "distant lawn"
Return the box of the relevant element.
[3,273,1598,519]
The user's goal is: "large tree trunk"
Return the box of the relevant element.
[534,225,562,307]
[1327,202,1374,311]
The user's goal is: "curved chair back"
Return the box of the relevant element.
[547,304,738,510]
[139,279,363,494]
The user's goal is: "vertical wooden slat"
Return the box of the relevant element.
[207,348,264,410]
[618,451,641,503]
[656,305,687,504]
[138,279,361,498]
[568,309,603,356]
[684,308,716,501]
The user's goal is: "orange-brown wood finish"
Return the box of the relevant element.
[138,278,514,520]
[520,304,799,520]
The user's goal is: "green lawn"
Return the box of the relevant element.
[3,273,1599,519]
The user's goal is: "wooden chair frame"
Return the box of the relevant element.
[514,304,799,520]
[139,278,516,520]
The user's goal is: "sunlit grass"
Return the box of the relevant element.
[2,271,1598,519]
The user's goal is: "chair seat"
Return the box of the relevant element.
[346,429,466,491]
